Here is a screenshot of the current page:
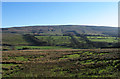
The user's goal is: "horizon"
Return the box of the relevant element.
[1,24,118,28]
[2,2,118,28]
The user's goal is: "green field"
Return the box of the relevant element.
[2,33,118,46]
[15,46,72,50]
[87,36,118,43]
[74,36,86,43]
[36,36,118,44]
[35,36,71,46]
[2,33,118,51]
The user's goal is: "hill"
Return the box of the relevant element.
[2,25,118,36]
[2,25,118,50]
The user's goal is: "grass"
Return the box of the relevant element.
[60,54,80,59]
[2,33,118,48]
[3,55,44,62]
[2,33,29,45]
[74,36,86,43]
[2,49,120,78]
[2,46,11,51]
[4,56,29,61]
[2,64,22,77]
[35,36,71,45]
[87,36,118,43]
[15,46,72,50]
[15,57,28,61]
[2,64,18,68]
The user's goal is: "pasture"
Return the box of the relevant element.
[35,36,71,46]
[87,36,118,43]
[3,34,117,46]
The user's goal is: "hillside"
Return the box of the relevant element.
[2,25,118,36]
[2,33,30,46]
[2,25,118,50]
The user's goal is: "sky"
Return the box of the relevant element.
[2,2,118,28]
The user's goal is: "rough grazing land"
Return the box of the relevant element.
[2,49,120,78]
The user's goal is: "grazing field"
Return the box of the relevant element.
[35,36,118,44]
[2,33,118,50]
[35,36,71,46]
[3,34,118,46]
[87,36,118,43]
[2,49,120,78]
